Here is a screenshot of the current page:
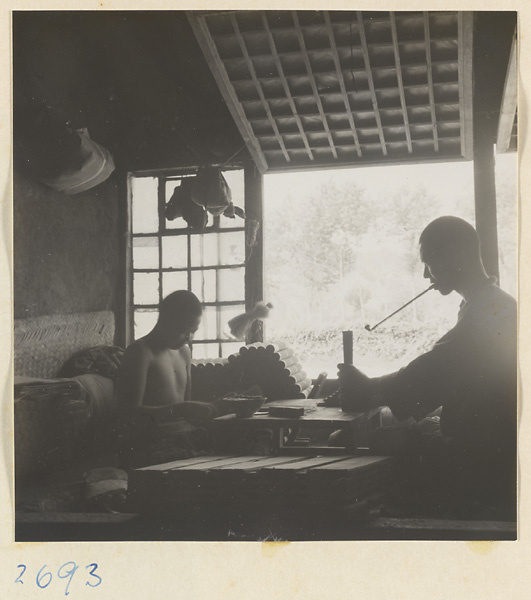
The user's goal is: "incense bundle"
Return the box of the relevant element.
[228,302,273,340]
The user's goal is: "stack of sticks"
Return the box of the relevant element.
[190,358,242,403]
[227,342,312,400]
[191,342,311,403]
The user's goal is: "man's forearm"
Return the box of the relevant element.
[340,376,383,412]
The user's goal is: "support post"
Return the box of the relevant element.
[473,108,500,282]
[115,171,134,348]
[244,162,264,343]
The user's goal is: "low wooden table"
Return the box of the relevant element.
[210,398,367,452]
[127,453,394,540]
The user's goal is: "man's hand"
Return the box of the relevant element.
[337,363,378,412]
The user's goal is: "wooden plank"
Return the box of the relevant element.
[496,29,517,153]
[186,13,269,174]
[356,12,387,156]
[423,12,440,153]
[308,455,392,471]
[291,11,338,159]
[229,13,291,164]
[323,11,362,158]
[135,455,241,472]
[212,455,311,470]
[390,12,413,154]
[261,455,349,471]
[260,12,314,161]
[458,11,474,159]
[175,455,263,471]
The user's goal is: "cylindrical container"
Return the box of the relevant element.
[342,330,353,365]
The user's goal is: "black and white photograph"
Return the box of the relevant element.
[10,7,519,548]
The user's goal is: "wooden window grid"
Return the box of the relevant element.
[130,172,246,358]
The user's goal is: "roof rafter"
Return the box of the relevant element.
[260,11,314,161]
[423,12,440,152]
[323,11,362,158]
[229,13,291,163]
[390,12,413,153]
[356,12,387,156]
[291,10,338,159]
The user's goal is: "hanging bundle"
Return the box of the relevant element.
[228,302,273,340]
[165,178,207,231]
[191,166,245,220]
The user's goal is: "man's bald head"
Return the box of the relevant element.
[419,217,487,295]
[419,216,481,261]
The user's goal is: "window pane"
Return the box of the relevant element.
[218,267,245,301]
[162,236,188,268]
[220,342,243,358]
[192,343,220,359]
[196,305,218,340]
[191,234,219,266]
[162,271,188,297]
[133,236,159,269]
[219,304,246,339]
[219,231,245,264]
[134,309,158,339]
[134,272,159,305]
[191,269,217,303]
[132,177,158,233]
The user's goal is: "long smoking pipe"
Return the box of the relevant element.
[364,284,435,332]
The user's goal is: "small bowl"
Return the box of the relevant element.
[222,396,264,418]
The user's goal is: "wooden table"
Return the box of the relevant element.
[127,453,395,540]
[210,398,368,452]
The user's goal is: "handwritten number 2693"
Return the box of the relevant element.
[15,562,101,594]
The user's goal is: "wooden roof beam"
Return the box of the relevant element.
[187,13,269,174]
[260,12,314,161]
[291,11,338,159]
[323,11,362,158]
[356,12,388,156]
[248,102,461,123]
[423,12,440,152]
[390,12,413,153]
[229,13,291,164]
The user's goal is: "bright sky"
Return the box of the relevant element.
[265,153,516,211]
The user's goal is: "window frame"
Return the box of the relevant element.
[125,167,257,358]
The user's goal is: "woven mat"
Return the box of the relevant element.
[14,311,115,378]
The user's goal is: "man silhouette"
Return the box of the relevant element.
[338,216,517,518]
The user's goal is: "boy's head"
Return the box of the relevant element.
[157,290,202,349]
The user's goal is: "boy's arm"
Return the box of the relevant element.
[183,344,192,403]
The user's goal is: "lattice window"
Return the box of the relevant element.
[129,170,245,358]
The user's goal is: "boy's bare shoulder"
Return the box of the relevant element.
[123,337,155,362]
[176,344,192,362]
